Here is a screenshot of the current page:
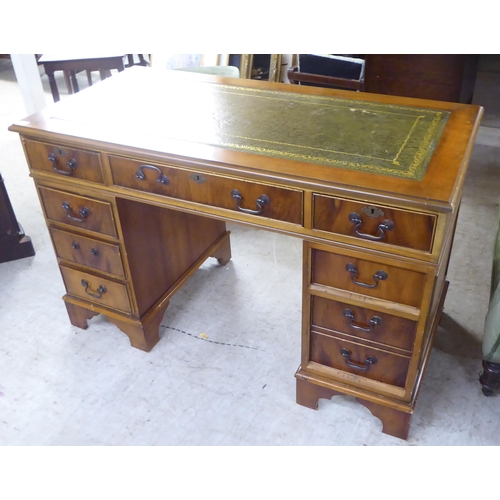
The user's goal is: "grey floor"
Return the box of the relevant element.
[1,57,500,446]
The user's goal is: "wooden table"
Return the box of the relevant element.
[38,54,125,102]
[9,67,482,439]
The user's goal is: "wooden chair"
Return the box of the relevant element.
[38,54,126,102]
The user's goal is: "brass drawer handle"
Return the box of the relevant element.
[343,308,382,332]
[48,152,78,176]
[81,279,107,298]
[135,164,170,185]
[231,189,270,215]
[62,201,90,222]
[346,263,388,288]
[340,348,377,371]
[348,212,394,241]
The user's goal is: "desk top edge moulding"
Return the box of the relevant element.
[9,67,483,440]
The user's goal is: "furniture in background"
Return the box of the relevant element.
[125,55,150,68]
[0,173,35,263]
[38,54,126,102]
[288,54,365,91]
[363,55,479,103]
[227,54,282,82]
[9,68,482,440]
[288,54,479,103]
[480,201,500,396]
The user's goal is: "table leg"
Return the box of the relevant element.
[69,70,79,93]
[356,399,412,440]
[99,69,112,80]
[296,377,341,409]
[107,300,169,352]
[46,69,60,102]
[64,298,169,352]
[63,70,73,94]
[65,302,99,329]
[296,376,412,440]
[210,231,232,266]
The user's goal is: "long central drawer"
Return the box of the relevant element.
[109,155,303,225]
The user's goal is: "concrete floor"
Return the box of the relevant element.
[1,57,500,446]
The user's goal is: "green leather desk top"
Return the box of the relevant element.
[184,83,449,180]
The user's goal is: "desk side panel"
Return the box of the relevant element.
[116,198,227,316]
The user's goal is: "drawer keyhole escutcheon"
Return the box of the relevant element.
[340,348,377,371]
[348,212,394,241]
[190,173,206,184]
[346,263,388,288]
[361,205,384,218]
[343,308,382,332]
[231,189,270,215]
[135,164,170,185]
[48,152,78,176]
[81,279,107,299]
[62,201,90,222]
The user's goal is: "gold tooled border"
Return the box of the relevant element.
[202,83,449,180]
[200,83,449,180]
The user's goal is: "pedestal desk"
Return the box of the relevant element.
[9,67,482,439]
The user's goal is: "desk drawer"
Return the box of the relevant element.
[60,266,132,314]
[313,194,436,252]
[311,295,416,352]
[311,248,426,308]
[310,331,411,388]
[50,228,125,278]
[24,139,104,183]
[39,187,117,238]
[109,156,303,225]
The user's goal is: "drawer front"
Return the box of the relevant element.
[312,249,426,308]
[50,228,125,278]
[24,139,104,183]
[313,194,436,252]
[311,295,416,352]
[38,187,117,238]
[310,331,411,388]
[109,156,303,225]
[60,266,132,314]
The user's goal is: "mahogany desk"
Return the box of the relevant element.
[9,68,482,439]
